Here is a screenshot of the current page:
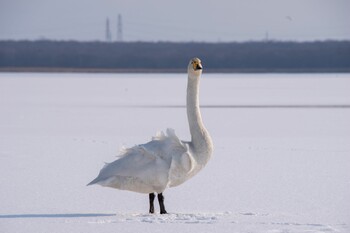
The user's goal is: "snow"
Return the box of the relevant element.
[0,72,349,233]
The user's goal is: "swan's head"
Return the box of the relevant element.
[188,57,203,77]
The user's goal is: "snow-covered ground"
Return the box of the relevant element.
[0,72,349,233]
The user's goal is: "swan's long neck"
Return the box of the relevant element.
[187,72,213,160]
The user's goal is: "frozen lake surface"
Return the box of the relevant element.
[0,73,349,233]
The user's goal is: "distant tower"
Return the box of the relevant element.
[117,14,123,42]
[265,31,269,42]
[105,17,112,42]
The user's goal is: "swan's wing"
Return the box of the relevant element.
[148,128,196,187]
[88,128,192,193]
[146,128,188,162]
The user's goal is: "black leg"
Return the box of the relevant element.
[149,193,155,214]
[157,193,167,214]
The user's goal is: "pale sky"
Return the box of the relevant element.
[0,0,349,42]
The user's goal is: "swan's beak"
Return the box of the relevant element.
[195,64,203,70]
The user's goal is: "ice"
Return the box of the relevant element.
[0,72,349,233]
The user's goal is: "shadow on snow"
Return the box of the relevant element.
[0,213,115,219]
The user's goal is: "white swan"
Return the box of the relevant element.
[88,58,213,214]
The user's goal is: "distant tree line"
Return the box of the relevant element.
[0,40,349,72]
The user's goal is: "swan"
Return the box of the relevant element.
[88,58,213,214]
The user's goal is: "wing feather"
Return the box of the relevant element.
[88,128,191,193]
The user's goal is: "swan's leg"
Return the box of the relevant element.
[157,193,167,214]
[149,193,155,214]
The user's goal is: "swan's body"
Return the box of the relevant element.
[88,58,213,213]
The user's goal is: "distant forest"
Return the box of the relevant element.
[0,40,350,72]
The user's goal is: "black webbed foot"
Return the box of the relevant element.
[158,193,167,214]
[149,193,155,214]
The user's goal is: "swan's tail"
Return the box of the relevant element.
[87,177,100,186]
